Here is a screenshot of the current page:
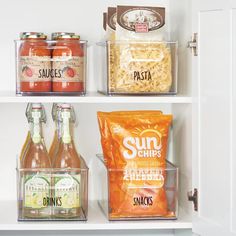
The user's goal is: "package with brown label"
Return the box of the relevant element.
[106,7,117,40]
[103,12,107,31]
[104,5,174,94]
[116,5,166,40]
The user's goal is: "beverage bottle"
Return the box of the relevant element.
[53,104,82,218]
[19,132,31,164]
[49,103,76,162]
[49,103,62,162]
[21,103,51,218]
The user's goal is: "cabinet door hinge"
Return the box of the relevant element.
[188,188,198,211]
[187,33,198,56]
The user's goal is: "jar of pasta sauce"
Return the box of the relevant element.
[52,33,85,93]
[19,32,51,92]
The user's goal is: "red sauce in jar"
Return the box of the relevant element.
[19,32,51,92]
[52,34,85,93]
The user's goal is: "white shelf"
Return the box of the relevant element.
[0,201,192,231]
[0,91,192,104]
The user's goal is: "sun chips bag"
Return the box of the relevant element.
[97,111,173,218]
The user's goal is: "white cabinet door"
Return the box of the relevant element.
[192,0,236,235]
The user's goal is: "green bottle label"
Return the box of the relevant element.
[54,173,80,209]
[24,173,50,209]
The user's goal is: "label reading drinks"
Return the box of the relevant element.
[24,173,50,209]
[54,174,80,209]
[19,56,51,82]
[52,57,84,83]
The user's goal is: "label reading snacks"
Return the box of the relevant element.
[24,173,50,209]
[54,174,80,209]
[117,6,165,33]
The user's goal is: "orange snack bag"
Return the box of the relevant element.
[97,110,163,167]
[97,111,172,218]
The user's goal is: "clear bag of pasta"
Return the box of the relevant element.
[98,6,178,95]
[106,41,178,94]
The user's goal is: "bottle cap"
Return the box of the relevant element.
[52,32,76,40]
[25,103,46,123]
[20,32,47,40]
[61,103,76,123]
[52,103,62,121]
[56,34,80,40]
[32,103,42,109]
[61,103,72,109]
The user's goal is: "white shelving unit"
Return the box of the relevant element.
[0,0,193,235]
[1,0,235,235]
[0,92,193,104]
[0,201,192,231]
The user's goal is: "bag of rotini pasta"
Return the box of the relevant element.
[107,5,173,94]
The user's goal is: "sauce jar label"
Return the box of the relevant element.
[52,56,84,83]
[19,56,51,82]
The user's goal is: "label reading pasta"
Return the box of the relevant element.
[54,174,80,209]
[24,173,50,209]
[133,71,152,81]
[53,56,84,83]
[19,56,51,82]
[109,43,172,93]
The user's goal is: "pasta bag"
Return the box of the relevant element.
[107,6,172,94]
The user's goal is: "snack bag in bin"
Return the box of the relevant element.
[97,111,173,218]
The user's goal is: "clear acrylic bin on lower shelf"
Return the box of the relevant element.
[17,167,88,221]
[96,154,178,221]
[97,41,178,96]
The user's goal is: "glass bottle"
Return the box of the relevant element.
[49,103,76,162]
[21,103,51,219]
[49,103,62,162]
[19,132,31,164]
[53,103,81,218]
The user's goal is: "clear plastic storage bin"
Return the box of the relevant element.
[17,166,88,221]
[96,154,178,220]
[97,41,178,95]
[15,40,87,96]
